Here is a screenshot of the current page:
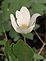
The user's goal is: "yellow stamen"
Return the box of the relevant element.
[20,24,28,29]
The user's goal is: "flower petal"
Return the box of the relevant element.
[10,14,28,33]
[20,6,30,22]
[16,23,35,34]
[10,14,17,28]
[16,10,20,20]
[16,11,24,26]
[16,6,30,27]
[10,14,20,32]
[27,23,35,33]
[17,23,35,34]
[30,13,41,26]
[10,13,34,34]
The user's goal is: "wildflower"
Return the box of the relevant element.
[10,6,41,34]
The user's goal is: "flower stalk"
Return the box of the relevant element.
[24,37,26,43]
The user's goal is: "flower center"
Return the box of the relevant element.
[20,24,28,29]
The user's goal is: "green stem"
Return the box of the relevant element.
[2,26,7,41]
[24,37,26,43]
[34,59,36,61]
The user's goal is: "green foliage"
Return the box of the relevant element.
[34,24,40,30]
[32,3,46,14]
[9,28,20,41]
[32,0,46,3]
[0,25,3,35]
[5,40,34,61]
[5,41,17,61]
[0,0,46,61]
[1,0,32,23]
[0,40,6,45]
[22,33,34,40]
[33,53,44,60]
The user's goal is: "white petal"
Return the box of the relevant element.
[10,14,17,28]
[16,11,24,26]
[16,6,30,27]
[10,14,28,33]
[19,23,35,34]
[16,10,20,19]
[16,23,35,34]
[20,6,30,21]
[27,23,35,33]
[30,13,41,26]
[10,14,20,32]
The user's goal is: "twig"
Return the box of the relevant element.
[2,26,7,41]
[38,43,45,55]
[0,53,5,56]
[34,30,44,44]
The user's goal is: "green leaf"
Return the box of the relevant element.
[0,25,3,35]
[5,40,34,61]
[33,53,44,60]
[2,21,11,31]
[5,41,11,55]
[2,0,32,22]
[32,0,46,3]
[0,13,3,35]
[9,0,32,13]
[12,40,34,61]
[22,33,34,40]
[5,41,17,61]
[33,24,40,30]
[0,40,6,45]
[2,0,10,22]
[9,28,20,41]
[34,59,40,61]
[32,3,46,14]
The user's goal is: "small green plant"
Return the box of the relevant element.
[0,0,46,61]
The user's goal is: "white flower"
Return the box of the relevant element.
[10,6,41,34]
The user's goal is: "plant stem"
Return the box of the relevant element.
[34,59,36,61]
[2,26,7,41]
[34,30,44,44]
[24,37,26,43]
[38,43,45,55]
